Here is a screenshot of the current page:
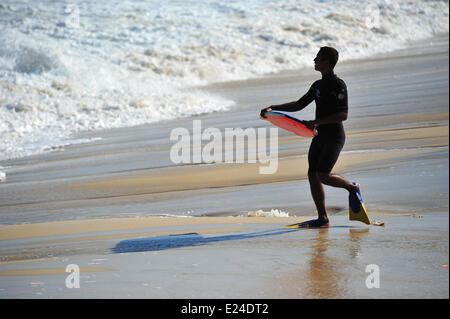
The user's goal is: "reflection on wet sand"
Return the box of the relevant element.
[304,227,372,298]
[304,229,341,298]
[306,228,374,298]
[274,226,372,298]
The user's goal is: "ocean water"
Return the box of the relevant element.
[0,0,448,160]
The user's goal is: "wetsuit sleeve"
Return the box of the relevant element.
[271,85,315,112]
[334,80,348,113]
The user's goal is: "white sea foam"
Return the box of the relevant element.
[245,209,291,217]
[158,212,194,218]
[0,0,448,160]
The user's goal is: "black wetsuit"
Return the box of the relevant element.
[271,72,348,174]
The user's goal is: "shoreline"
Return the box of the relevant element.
[0,109,446,223]
[0,34,448,166]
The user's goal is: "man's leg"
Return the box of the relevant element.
[314,141,358,193]
[308,171,328,221]
[307,138,330,223]
[317,172,357,193]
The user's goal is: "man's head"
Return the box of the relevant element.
[314,46,339,73]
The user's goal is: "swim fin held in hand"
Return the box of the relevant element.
[349,183,371,225]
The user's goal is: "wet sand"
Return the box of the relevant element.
[0,35,448,298]
[0,213,447,298]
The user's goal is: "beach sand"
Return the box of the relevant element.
[0,35,448,298]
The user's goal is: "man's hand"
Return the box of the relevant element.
[303,120,317,131]
[260,107,272,119]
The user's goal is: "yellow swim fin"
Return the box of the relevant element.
[285,219,330,228]
[349,183,371,225]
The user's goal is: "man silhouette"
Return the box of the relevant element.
[261,47,361,227]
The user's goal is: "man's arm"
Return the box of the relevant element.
[304,112,348,130]
[261,86,315,117]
